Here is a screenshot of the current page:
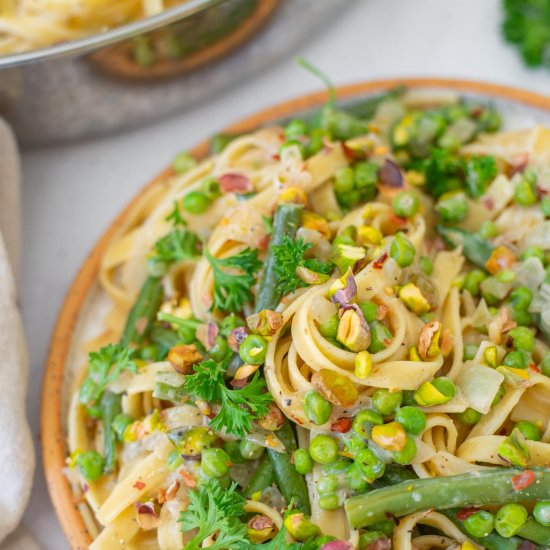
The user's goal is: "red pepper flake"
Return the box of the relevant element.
[342,142,357,160]
[219,173,252,194]
[373,252,388,270]
[529,363,540,373]
[331,417,352,433]
[456,507,479,521]
[512,470,535,491]
[389,214,407,226]
[133,480,146,491]
[482,197,495,211]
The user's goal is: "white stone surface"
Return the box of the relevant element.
[20,0,550,547]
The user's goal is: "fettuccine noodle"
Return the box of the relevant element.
[66,90,550,549]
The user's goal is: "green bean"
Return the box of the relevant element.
[256,203,303,312]
[100,390,122,474]
[120,276,163,347]
[437,225,493,269]
[344,86,406,120]
[345,468,550,529]
[268,421,311,514]
[517,518,550,545]
[242,455,275,499]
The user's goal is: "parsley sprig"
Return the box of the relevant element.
[272,235,333,296]
[79,344,136,406]
[148,228,201,274]
[185,359,272,437]
[180,479,301,550]
[180,479,248,550]
[206,247,262,313]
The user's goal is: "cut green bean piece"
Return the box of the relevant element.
[345,468,550,529]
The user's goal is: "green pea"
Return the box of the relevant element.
[337,189,361,209]
[172,151,197,174]
[456,407,482,425]
[317,474,339,495]
[420,256,433,276]
[478,220,499,239]
[239,439,265,460]
[334,166,355,193]
[508,286,533,310]
[280,139,306,159]
[347,461,369,492]
[512,308,532,327]
[167,449,183,471]
[306,128,329,157]
[508,326,535,353]
[323,458,351,474]
[463,269,487,296]
[209,336,229,362]
[112,413,134,442]
[359,531,388,547]
[201,448,231,478]
[223,440,246,464]
[309,434,339,464]
[515,420,541,441]
[355,448,385,481]
[201,177,221,201]
[294,448,313,475]
[464,510,495,538]
[220,314,245,336]
[318,314,339,338]
[541,197,550,217]
[390,232,416,268]
[183,190,210,214]
[76,451,105,481]
[395,406,427,435]
[319,494,340,511]
[541,353,550,377]
[372,389,403,416]
[392,191,420,218]
[358,301,378,323]
[463,344,479,361]
[303,391,332,426]
[354,161,378,188]
[533,500,550,527]
[352,409,383,438]
[514,172,538,206]
[368,321,393,354]
[239,334,268,365]
[436,191,469,223]
[285,118,308,139]
[495,503,528,538]
[139,344,160,361]
[503,350,529,370]
[432,377,456,399]
[392,435,417,465]
[369,518,395,537]
[522,246,546,265]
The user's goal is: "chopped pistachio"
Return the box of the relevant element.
[354,350,372,378]
[358,226,383,246]
[498,427,530,468]
[296,266,330,285]
[337,309,371,352]
[399,283,431,315]
[483,345,498,368]
[246,310,283,336]
[332,243,366,274]
[283,513,321,541]
[311,369,359,407]
[371,422,407,452]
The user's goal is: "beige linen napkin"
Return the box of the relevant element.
[0,119,38,550]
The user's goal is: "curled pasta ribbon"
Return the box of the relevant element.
[265,261,444,430]
[393,511,475,550]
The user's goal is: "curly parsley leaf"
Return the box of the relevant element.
[206,247,262,313]
[465,155,497,198]
[79,344,136,406]
[184,359,272,437]
[272,235,333,296]
[148,228,201,274]
[165,200,188,227]
[180,479,249,550]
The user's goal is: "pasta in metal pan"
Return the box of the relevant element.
[66,88,550,549]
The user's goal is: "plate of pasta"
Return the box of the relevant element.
[42,77,550,550]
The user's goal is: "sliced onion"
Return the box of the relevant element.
[455,362,504,414]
